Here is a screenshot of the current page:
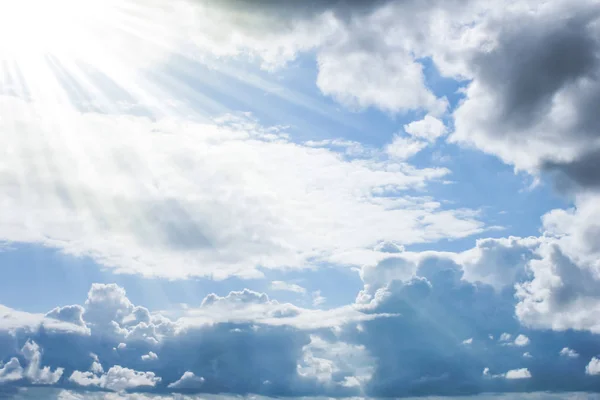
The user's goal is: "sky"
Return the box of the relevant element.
[0,0,600,398]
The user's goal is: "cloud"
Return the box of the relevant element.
[514,335,530,347]
[450,0,600,191]
[182,289,387,329]
[70,365,161,392]
[0,96,483,280]
[586,357,600,376]
[167,371,205,389]
[46,306,86,327]
[270,281,306,294]
[505,368,532,380]
[141,352,158,362]
[385,136,428,160]
[0,357,23,383]
[404,115,448,143]
[483,367,531,380]
[515,197,600,333]
[560,348,580,358]
[21,340,64,385]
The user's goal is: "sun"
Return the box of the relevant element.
[0,0,117,58]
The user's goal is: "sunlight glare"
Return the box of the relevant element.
[0,0,117,57]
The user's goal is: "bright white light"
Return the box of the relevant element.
[0,0,178,69]
[0,0,113,57]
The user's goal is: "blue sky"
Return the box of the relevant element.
[1,0,600,399]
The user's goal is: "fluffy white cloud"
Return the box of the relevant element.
[70,365,161,392]
[505,368,532,380]
[141,352,158,362]
[316,45,448,114]
[0,357,23,383]
[0,304,88,335]
[385,136,428,160]
[0,96,483,280]
[404,115,448,142]
[484,367,532,380]
[167,371,205,389]
[297,335,374,389]
[560,348,579,358]
[586,357,600,376]
[21,340,64,384]
[513,334,530,347]
[459,237,540,290]
[516,196,600,333]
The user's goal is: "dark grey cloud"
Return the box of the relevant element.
[453,4,600,192]
[203,0,390,19]
[472,13,598,132]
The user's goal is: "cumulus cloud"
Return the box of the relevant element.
[505,368,532,380]
[484,367,531,380]
[0,357,23,383]
[586,357,600,376]
[70,365,161,392]
[560,348,580,358]
[450,0,600,191]
[514,335,530,347]
[167,371,205,389]
[516,197,600,333]
[141,352,158,362]
[21,340,64,385]
[404,115,448,143]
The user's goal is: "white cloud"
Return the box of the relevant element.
[141,352,158,361]
[459,237,540,290]
[0,357,23,383]
[297,335,374,388]
[167,371,205,389]
[385,136,428,160]
[21,340,64,385]
[499,333,512,342]
[505,368,532,380]
[514,334,530,347]
[0,96,484,280]
[404,115,448,142]
[316,46,448,114]
[586,357,600,375]
[560,348,579,358]
[183,289,390,329]
[462,338,473,345]
[484,367,532,380]
[523,352,532,358]
[516,195,600,333]
[270,281,306,294]
[0,304,88,335]
[70,365,161,392]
